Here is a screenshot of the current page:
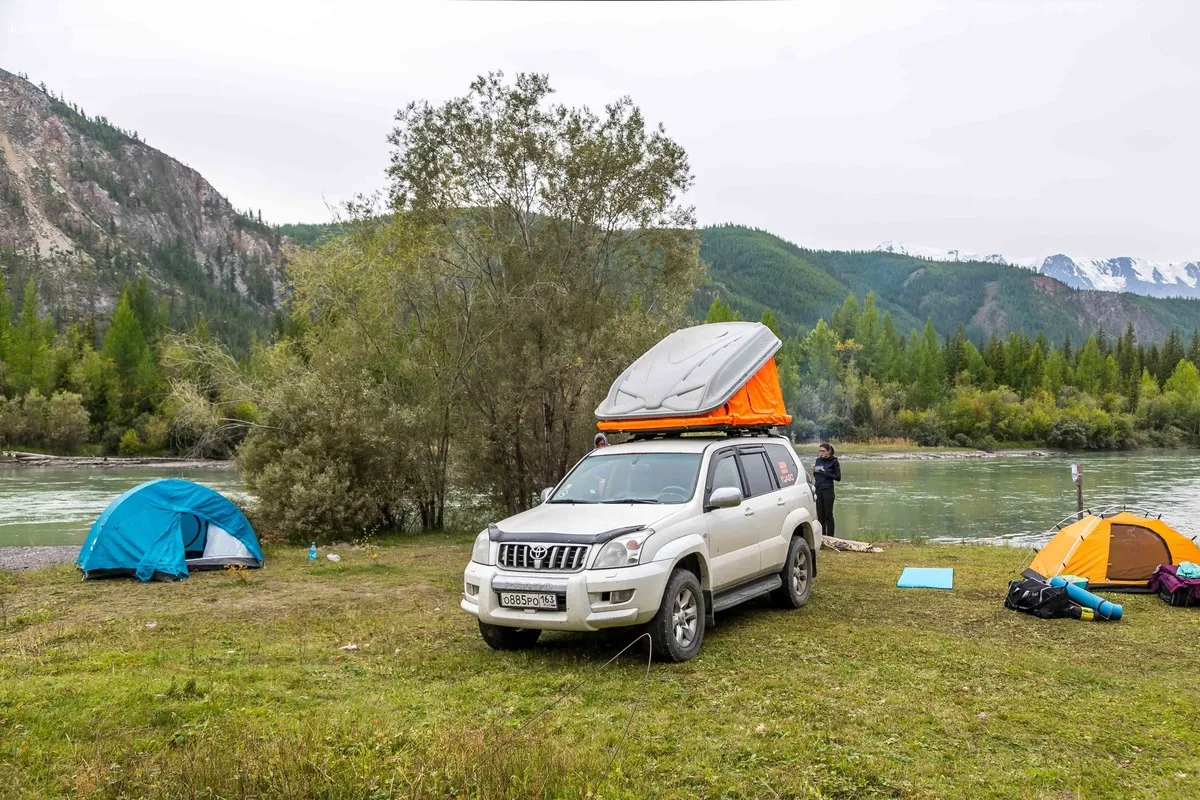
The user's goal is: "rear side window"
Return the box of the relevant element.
[739,451,776,497]
[766,444,801,488]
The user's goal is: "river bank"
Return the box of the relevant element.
[1,451,235,469]
[0,545,78,570]
[792,442,1059,461]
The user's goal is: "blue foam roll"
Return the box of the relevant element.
[1050,576,1123,620]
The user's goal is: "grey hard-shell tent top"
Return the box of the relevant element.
[595,322,782,420]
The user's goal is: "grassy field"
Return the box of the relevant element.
[2,538,1197,799]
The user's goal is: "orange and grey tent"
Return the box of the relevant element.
[1029,510,1200,591]
[595,322,791,434]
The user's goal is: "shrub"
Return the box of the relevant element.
[118,428,143,455]
[1047,418,1089,450]
[44,391,90,452]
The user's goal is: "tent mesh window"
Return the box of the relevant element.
[1107,524,1171,581]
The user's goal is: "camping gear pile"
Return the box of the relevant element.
[77,478,262,582]
[1149,562,1200,607]
[1008,508,1200,620]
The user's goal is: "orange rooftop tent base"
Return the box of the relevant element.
[595,322,792,434]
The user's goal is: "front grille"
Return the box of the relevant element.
[498,543,588,572]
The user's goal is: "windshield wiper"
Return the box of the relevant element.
[600,498,659,504]
[548,499,594,504]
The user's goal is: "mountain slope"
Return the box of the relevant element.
[701,225,1200,343]
[0,68,281,349]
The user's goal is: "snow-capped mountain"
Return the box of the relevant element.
[875,242,1200,299]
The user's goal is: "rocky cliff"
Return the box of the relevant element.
[0,67,281,342]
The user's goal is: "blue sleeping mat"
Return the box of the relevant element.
[897,567,954,590]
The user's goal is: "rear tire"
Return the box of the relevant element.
[478,621,542,650]
[773,535,814,608]
[648,568,705,663]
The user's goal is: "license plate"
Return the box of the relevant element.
[499,592,559,610]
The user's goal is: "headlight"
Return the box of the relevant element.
[592,530,653,570]
[471,530,493,565]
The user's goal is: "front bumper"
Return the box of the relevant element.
[461,559,673,632]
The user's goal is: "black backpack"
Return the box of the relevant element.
[1004,577,1079,619]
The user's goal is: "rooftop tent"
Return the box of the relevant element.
[595,322,792,433]
[1029,511,1200,592]
[77,478,263,582]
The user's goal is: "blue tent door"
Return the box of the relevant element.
[181,514,205,559]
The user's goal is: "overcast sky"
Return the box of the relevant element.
[3,0,1198,260]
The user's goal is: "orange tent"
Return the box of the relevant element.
[597,357,792,433]
[1029,511,1200,591]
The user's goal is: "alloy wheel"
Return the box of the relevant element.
[671,587,699,648]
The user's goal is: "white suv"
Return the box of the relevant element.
[461,434,820,662]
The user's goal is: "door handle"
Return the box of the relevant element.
[744,507,755,517]
[776,497,786,507]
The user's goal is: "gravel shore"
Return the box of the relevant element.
[0,546,79,571]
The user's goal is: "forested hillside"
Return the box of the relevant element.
[698,225,1200,343]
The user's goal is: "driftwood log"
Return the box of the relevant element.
[822,536,883,554]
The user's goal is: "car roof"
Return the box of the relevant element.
[591,435,791,456]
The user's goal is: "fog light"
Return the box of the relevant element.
[609,589,634,603]
[465,582,480,597]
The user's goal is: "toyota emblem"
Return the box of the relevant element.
[529,545,548,560]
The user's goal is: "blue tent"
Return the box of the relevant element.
[77,479,263,581]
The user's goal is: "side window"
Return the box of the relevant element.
[739,451,776,497]
[766,444,801,488]
[711,453,742,494]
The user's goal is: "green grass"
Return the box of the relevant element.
[2,538,1198,798]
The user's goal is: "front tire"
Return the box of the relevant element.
[648,568,705,663]
[478,621,542,651]
[773,535,814,608]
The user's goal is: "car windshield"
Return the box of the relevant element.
[550,452,703,504]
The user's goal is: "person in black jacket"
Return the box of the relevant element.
[812,442,841,540]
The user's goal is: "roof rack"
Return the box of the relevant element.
[627,426,779,441]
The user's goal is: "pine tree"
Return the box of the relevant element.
[1062,334,1073,363]
[1145,343,1161,385]
[909,319,946,408]
[759,309,781,337]
[704,295,739,324]
[1074,336,1105,393]
[0,273,12,364]
[1160,329,1185,383]
[830,295,858,341]
[1188,328,1200,366]
[984,335,1007,388]
[101,288,150,391]
[8,279,49,395]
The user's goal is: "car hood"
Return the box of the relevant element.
[493,502,677,536]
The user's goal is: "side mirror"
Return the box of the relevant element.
[707,486,743,510]
[540,487,554,503]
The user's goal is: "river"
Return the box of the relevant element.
[0,467,246,548]
[3,452,1200,548]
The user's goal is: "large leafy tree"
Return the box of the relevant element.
[387,72,701,513]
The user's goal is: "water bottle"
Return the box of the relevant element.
[308,541,317,561]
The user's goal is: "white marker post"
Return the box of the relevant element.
[1071,463,1083,514]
